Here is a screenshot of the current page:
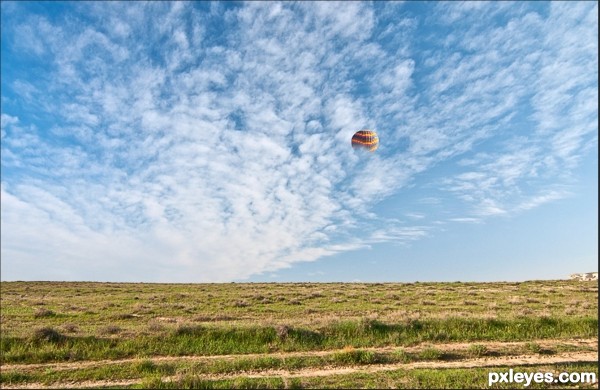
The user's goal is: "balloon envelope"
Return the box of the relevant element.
[351,130,379,152]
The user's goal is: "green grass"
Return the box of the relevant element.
[139,376,288,389]
[2,316,596,364]
[467,344,488,358]
[331,349,380,365]
[1,280,597,388]
[1,280,597,339]
[419,347,443,360]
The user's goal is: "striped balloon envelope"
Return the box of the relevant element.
[351,130,379,152]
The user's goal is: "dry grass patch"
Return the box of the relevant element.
[517,308,533,316]
[147,321,165,332]
[112,313,139,320]
[306,291,324,299]
[31,327,65,343]
[62,323,79,333]
[33,308,55,318]
[100,325,122,335]
[582,302,594,309]
[564,307,577,315]
[276,324,291,340]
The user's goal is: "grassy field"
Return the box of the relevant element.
[0,280,597,388]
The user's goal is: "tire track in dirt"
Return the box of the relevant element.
[1,351,597,389]
[2,338,596,373]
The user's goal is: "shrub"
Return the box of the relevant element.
[394,348,411,363]
[174,325,202,336]
[358,317,381,332]
[276,324,290,340]
[100,325,122,335]
[525,342,541,354]
[33,308,55,318]
[419,347,442,360]
[135,360,158,373]
[62,323,78,333]
[32,327,64,343]
[517,308,533,316]
[508,296,522,305]
[147,321,165,332]
[468,344,488,357]
[306,291,324,299]
[332,349,378,365]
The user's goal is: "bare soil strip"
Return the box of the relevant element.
[2,338,596,373]
[1,350,597,389]
[193,351,600,380]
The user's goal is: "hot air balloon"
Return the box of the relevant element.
[351,130,379,152]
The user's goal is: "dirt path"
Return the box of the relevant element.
[2,337,596,373]
[1,350,597,389]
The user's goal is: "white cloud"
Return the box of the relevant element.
[475,199,507,217]
[531,2,598,167]
[432,1,597,220]
[1,2,597,281]
[1,113,19,129]
[515,190,571,212]
[449,217,481,224]
[369,226,428,244]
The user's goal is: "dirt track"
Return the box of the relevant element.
[1,351,597,389]
[2,337,596,373]
[1,339,597,389]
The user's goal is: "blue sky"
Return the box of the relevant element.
[1,1,597,283]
